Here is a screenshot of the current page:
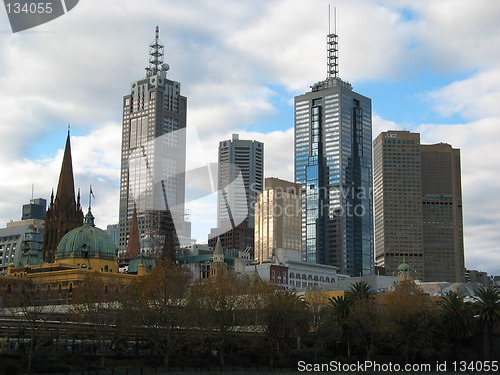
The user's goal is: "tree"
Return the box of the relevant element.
[385,280,441,362]
[185,272,248,369]
[438,291,475,354]
[264,292,309,368]
[473,286,500,359]
[7,280,57,373]
[69,273,117,368]
[121,259,191,367]
[305,286,329,361]
[321,294,352,358]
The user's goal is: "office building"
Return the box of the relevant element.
[420,142,465,282]
[373,131,424,278]
[118,27,189,257]
[294,30,373,276]
[373,131,465,282]
[22,198,46,220]
[254,178,302,263]
[216,134,263,228]
[0,219,44,275]
[209,134,263,254]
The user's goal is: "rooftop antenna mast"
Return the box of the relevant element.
[146,25,164,77]
[327,5,339,79]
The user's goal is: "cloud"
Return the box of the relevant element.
[426,69,500,119]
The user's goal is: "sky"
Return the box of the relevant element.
[1,0,499,276]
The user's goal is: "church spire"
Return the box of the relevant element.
[42,130,84,263]
[55,131,77,206]
[126,205,141,259]
[146,25,164,77]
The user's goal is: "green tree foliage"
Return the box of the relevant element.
[438,291,475,354]
[473,286,500,359]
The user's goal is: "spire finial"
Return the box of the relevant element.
[327,6,339,79]
[67,124,70,136]
[146,25,165,77]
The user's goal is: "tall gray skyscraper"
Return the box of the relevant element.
[294,31,373,276]
[119,27,189,255]
[209,134,263,254]
[217,134,264,229]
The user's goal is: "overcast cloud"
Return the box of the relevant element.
[1,0,499,275]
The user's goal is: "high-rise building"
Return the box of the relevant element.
[118,27,189,257]
[209,134,263,254]
[421,142,465,282]
[373,131,465,282]
[294,31,373,276]
[254,178,302,263]
[22,198,46,220]
[373,131,424,278]
[42,131,83,263]
[217,134,264,229]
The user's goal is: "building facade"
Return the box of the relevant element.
[210,134,263,254]
[294,32,373,276]
[22,198,46,220]
[118,27,189,256]
[373,131,424,279]
[254,178,302,263]
[373,131,465,282]
[216,134,264,228]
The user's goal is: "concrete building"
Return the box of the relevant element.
[373,131,465,282]
[294,30,373,276]
[210,134,263,254]
[254,178,302,263]
[0,219,44,275]
[118,27,190,257]
[22,198,46,220]
[246,248,348,291]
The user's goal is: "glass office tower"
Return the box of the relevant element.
[294,33,373,276]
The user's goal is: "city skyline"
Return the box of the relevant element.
[0,0,499,274]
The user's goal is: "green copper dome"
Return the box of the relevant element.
[57,209,117,260]
[128,253,156,274]
[15,250,44,267]
[398,262,411,272]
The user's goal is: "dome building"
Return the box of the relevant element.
[55,209,119,273]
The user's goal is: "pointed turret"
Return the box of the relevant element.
[126,206,141,259]
[42,130,84,263]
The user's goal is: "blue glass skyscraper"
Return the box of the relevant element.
[294,32,373,276]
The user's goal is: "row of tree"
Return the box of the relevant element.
[3,260,500,372]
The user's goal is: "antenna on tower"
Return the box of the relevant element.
[327,5,339,79]
[146,25,164,77]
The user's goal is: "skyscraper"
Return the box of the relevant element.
[373,131,465,282]
[22,198,47,221]
[217,134,263,229]
[294,31,373,276]
[118,27,189,257]
[254,178,301,263]
[373,131,424,278]
[209,134,263,254]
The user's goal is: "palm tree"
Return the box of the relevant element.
[473,286,500,359]
[346,281,374,302]
[437,291,475,352]
[323,295,352,358]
